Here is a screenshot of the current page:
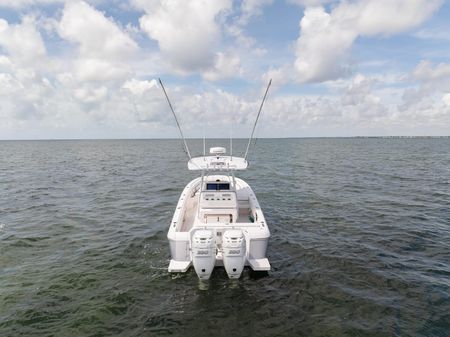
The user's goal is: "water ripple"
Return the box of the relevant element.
[0,139,449,336]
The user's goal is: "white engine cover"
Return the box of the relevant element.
[222,230,246,279]
[191,230,216,280]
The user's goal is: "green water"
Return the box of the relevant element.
[0,138,449,336]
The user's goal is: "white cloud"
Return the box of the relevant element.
[287,0,335,6]
[73,58,131,82]
[0,0,107,9]
[0,55,13,72]
[203,52,241,81]
[57,1,139,83]
[401,60,450,112]
[294,7,356,83]
[134,0,248,81]
[239,0,273,25]
[0,16,47,65]
[0,72,21,95]
[0,0,64,8]
[0,16,54,121]
[412,60,450,82]
[293,0,442,83]
[341,74,386,119]
[153,76,389,134]
[345,0,443,36]
[262,65,292,91]
[0,70,448,138]
[122,78,158,96]
[342,74,377,105]
[0,1,145,127]
[136,0,231,73]
[0,0,449,138]
[54,0,141,110]
[59,1,137,60]
[0,68,53,120]
[73,85,108,104]
[442,93,450,106]
[227,0,276,55]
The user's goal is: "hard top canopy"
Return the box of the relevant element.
[188,156,248,171]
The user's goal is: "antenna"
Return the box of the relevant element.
[202,109,206,160]
[244,79,272,160]
[158,78,192,160]
[230,125,233,161]
[203,135,206,158]
[230,136,233,160]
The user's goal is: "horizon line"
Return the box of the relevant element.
[1,136,450,141]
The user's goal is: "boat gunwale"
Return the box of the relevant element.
[168,176,268,235]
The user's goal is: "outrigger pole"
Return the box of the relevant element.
[159,78,192,160]
[244,79,272,160]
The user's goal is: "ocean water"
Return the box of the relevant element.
[0,138,449,337]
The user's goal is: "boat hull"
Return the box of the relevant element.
[167,176,270,278]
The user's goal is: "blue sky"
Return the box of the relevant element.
[0,0,449,139]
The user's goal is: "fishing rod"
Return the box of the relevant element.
[244,79,272,160]
[158,78,192,160]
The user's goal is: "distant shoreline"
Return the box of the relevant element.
[1,136,450,141]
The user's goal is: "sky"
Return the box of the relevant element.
[0,0,450,139]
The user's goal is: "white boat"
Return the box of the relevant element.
[158,78,272,280]
[167,146,271,279]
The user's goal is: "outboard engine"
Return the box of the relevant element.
[192,230,216,280]
[222,230,246,279]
